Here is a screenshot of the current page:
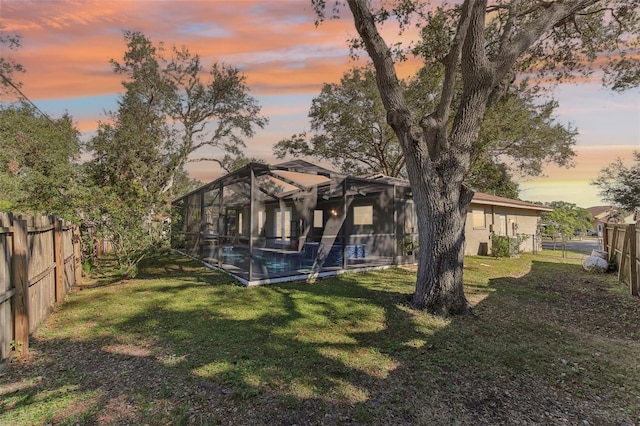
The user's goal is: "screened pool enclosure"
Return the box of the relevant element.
[172,160,418,285]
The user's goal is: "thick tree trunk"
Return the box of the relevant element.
[346,0,479,316]
[409,169,473,316]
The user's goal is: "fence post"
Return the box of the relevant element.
[54,218,65,303]
[12,217,29,356]
[73,226,82,285]
[608,225,618,264]
[618,226,629,282]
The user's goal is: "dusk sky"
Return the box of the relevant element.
[2,0,638,208]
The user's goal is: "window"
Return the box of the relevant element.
[353,205,373,225]
[472,209,486,228]
[313,210,323,228]
[274,208,291,240]
[498,214,507,235]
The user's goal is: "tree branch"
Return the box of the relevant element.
[346,0,411,140]
[422,0,475,160]
[494,0,601,82]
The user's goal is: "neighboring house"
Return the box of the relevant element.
[586,206,636,236]
[466,193,552,256]
[172,160,550,285]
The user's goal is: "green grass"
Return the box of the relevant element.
[1,249,638,425]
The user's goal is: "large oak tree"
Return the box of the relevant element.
[312,0,639,315]
[274,67,406,178]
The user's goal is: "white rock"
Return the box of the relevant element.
[582,256,608,273]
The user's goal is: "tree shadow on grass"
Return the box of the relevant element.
[1,255,638,425]
[80,250,223,290]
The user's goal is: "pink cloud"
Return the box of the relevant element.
[3,0,361,100]
[5,0,637,102]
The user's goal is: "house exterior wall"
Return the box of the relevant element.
[465,203,543,256]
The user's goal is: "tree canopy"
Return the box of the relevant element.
[0,25,25,96]
[87,31,268,201]
[1,29,83,221]
[542,201,593,240]
[0,103,81,217]
[274,62,577,198]
[592,151,640,211]
[83,31,268,274]
[274,66,404,178]
[311,0,639,315]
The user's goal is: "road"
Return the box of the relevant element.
[541,238,602,255]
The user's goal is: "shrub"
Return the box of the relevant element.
[492,235,512,257]
[492,234,529,258]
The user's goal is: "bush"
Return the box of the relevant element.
[492,234,529,258]
[492,235,512,257]
[399,235,419,254]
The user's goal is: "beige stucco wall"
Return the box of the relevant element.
[465,203,543,256]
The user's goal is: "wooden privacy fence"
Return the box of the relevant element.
[0,213,82,364]
[603,222,639,296]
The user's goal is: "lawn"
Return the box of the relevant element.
[0,249,638,425]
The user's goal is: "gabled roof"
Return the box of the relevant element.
[471,192,553,212]
[361,173,411,186]
[587,205,618,219]
[587,205,635,223]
